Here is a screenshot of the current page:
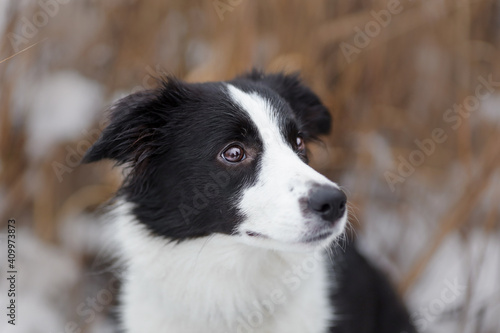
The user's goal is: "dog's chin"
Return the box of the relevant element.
[238,216,347,253]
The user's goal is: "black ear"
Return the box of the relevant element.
[82,77,187,165]
[241,70,332,136]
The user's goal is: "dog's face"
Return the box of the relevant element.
[83,71,347,251]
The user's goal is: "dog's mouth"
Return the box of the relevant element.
[301,230,334,243]
[245,229,335,244]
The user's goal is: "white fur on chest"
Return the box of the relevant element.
[111,204,334,333]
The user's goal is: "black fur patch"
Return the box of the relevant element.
[83,73,331,240]
[83,72,416,333]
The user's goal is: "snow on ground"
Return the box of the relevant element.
[0,215,123,333]
[481,94,500,125]
[59,213,108,256]
[347,132,500,333]
[0,229,80,333]
[407,230,500,332]
[1,173,498,333]
[15,71,103,159]
[356,187,500,333]
[1,88,497,333]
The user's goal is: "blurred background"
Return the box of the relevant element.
[0,0,499,332]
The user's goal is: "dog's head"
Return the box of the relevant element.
[83,71,347,251]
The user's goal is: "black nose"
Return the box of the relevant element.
[308,187,347,223]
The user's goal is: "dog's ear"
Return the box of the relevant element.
[241,70,332,136]
[82,78,187,165]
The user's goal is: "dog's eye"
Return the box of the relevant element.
[295,135,305,151]
[222,145,246,163]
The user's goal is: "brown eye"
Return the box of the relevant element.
[222,145,245,163]
[296,135,305,151]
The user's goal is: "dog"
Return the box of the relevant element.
[83,70,415,333]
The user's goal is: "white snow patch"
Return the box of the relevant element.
[408,230,500,333]
[59,213,108,255]
[0,229,80,333]
[185,39,212,69]
[25,71,103,159]
[477,170,500,216]
[357,200,433,279]
[481,94,500,124]
[347,158,499,332]
[358,131,394,171]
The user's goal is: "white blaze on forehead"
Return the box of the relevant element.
[226,84,340,246]
[226,84,285,147]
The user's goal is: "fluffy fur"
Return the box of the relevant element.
[83,70,415,333]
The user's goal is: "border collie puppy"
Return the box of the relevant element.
[83,71,415,333]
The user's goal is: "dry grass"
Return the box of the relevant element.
[0,0,499,330]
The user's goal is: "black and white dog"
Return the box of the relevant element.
[83,71,415,333]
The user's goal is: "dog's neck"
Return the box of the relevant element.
[110,202,334,333]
